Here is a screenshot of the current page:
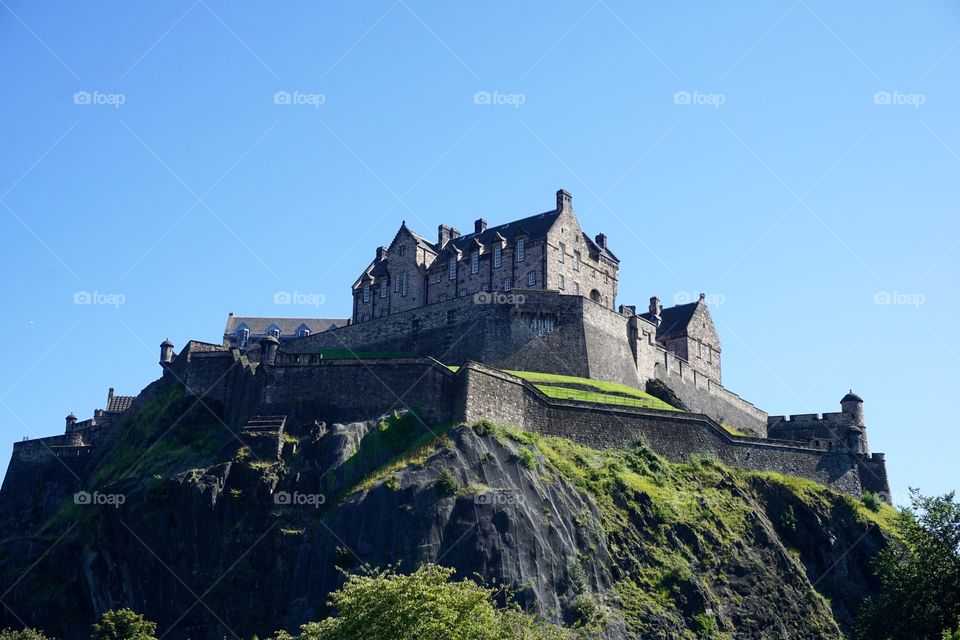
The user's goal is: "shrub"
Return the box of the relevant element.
[384,476,400,491]
[861,492,882,513]
[434,468,461,497]
[0,629,55,640]
[519,449,537,470]
[91,609,157,640]
[471,420,495,437]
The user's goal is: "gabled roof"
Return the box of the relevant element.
[224,316,348,337]
[106,394,135,413]
[639,302,699,340]
[582,232,619,264]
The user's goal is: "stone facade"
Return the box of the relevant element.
[351,190,619,323]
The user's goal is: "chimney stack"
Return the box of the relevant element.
[649,296,662,317]
[595,233,607,249]
[475,218,487,234]
[556,189,573,213]
[375,246,388,261]
[437,225,461,248]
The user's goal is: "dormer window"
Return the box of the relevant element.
[471,250,479,274]
[449,257,457,280]
[298,328,310,337]
[267,326,281,339]
[494,245,502,268]
[237,327,250,348]
[363,284,371,303]
[516,238,526,262]
[380,280,388,298]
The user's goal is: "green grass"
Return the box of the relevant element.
[502,370,681,411]
[721,424,749,437]
[535,384,679,411]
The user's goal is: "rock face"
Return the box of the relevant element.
[0,380,891,640]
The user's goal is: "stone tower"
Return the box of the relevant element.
[841,391,868,455]
[160,338,175,365]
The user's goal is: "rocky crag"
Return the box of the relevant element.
[0,377,897,639]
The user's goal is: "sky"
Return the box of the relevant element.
[1,1,958,506]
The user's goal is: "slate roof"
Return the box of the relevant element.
[841,391,863,403]
[442,209,560,256]
[639,302,699,340]
[106,394,135,413]
[224,316,349,337]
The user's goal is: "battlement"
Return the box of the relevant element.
[767,412,853,426]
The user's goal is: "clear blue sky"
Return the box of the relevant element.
[1,1,957,505]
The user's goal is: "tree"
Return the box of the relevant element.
[275,564,574,640]
[0,629,54,640]
[91,609,157,640]
[856,490,960,640]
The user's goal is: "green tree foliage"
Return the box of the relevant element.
[0,629,55,640]
[856,490,960,640]
[274,564,574,640]
[91,609,157,640]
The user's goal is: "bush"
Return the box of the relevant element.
[0,629,55,640]
[384,475,400,491]
[861,492,882,512]
[519,448,537,470]
[434,468,460,497]
[273,564,573,640]
[471,421,495,437]
[91,609,157,640]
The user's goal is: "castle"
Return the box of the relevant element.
[1,189,891,503]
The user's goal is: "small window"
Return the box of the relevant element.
[380,280,388,298]
[573,282,580,295]
[439,293,448,302]
[527,272,536,286]
[708,345,713,363]
[395,276,401,293]
[380,308,389,317]
[401,271,408,297]
[267,327,281,338]
[516,239,525,262]
[362,313,370,322]
[502,278,512,291]
[573,251,581,272]
[698,340,703,358]
[494,245,502,268]
[398,245,405,256]
[558,274,565,290]
[449,257,457,280]
[604,270,609,283]
[299,328,310,337]
[238,328,250,348]
[471,251,479,274]
[458,287,467,298]
[363,284,371,303]
[558,242,565,262]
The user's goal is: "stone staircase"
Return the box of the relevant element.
[240,415,287,460]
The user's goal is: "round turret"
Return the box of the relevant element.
[260,334,280,365]
[160,338,175,365]
[65,412,78,432]
[840,390,864,427]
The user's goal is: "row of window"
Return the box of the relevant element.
[235,326,310,348]
[449,240,523,280]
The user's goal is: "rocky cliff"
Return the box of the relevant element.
[0,378,897,639]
